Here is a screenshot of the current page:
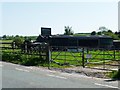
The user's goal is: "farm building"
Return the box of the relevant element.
[113,40,120,49]
[35,35,113,48]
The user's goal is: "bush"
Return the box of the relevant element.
[2,53,10,62]
[13,37,24,48]
[112,70,120,80]
[21,57,39,66]
[21,56,47,66]
[2,52,48,66]
[91,31,96,35]
[2,53,22,64]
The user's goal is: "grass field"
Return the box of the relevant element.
[0,40,13,42]
[51,50,120,66]
[0,40,13,48]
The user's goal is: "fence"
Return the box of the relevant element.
[49,46,120,71]
[1,42,120,71]
[1,42,50,66]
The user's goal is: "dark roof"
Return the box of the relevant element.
[50,35,112,39]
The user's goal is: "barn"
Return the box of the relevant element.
[35,35,113,48]
[113,40,120,49]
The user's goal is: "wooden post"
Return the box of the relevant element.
[113,49,116,60]
[103,49,105,69]
[82,48,85,68]
[39,45,41,58]
[86,48,89,63]
[13,42,15,53]
[46,44,51,69]
[117,59,120,80]
[25,42,27,53]
[65,47,66,64]
[48,46,51,69]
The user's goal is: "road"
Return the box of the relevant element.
[0,61,119,89]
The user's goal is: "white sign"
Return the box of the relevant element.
[86,54,92,59]
[67,49,78,52]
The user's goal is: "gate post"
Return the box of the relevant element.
[48,46,51,69]
[113,48,116,60]
[12,41,15,53]
[86,48,89,63]
[82,48,85,68]
[46,44,51,69]
[25,42,27,53]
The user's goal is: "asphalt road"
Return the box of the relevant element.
[0,61,119,88]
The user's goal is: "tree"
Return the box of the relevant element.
[2,35,7,39]
[114,31,118,35]
[117,32,120,38]
[15,35,19,37]
[91,31,96,35]
[13,37,24,48]
[64,26,74,35]
[108,30,113,33]
[98,26,108,32]
[97,32,102,35]
[118,34,120,38]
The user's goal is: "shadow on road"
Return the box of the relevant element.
[104,79,120,82]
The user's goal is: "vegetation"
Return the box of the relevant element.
[112,70,120,79]
[64,26,74,35]
[13,37,24,48]
[91,31,96,35]
[90,26,120,40]
[74,33,90,36]
[0,39,13,42]
[0,35,37,41]
[2,52,47,66]
[106,70,120,80]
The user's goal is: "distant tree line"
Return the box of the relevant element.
[0,35,38,48]
[1,35,37,40]
[63,26,120,40]
[91,26,120,40]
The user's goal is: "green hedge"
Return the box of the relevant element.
[2,52,48,66]
[107,70,120,80]
[112,70,120,80]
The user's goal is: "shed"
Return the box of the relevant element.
[49,35,113,48]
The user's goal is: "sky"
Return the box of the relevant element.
[0,0,119,36]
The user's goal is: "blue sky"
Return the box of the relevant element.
[1,1,118,36]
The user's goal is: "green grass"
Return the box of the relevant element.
[0,40,13,42]
[74,33,90,36]
[50,50,120,68]
[2,49,21,53]
[0,40,13,48]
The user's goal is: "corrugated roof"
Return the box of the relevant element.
[50,35,112,39]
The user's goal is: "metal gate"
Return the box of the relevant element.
[49,46,85,68]
[49,46,120,71]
